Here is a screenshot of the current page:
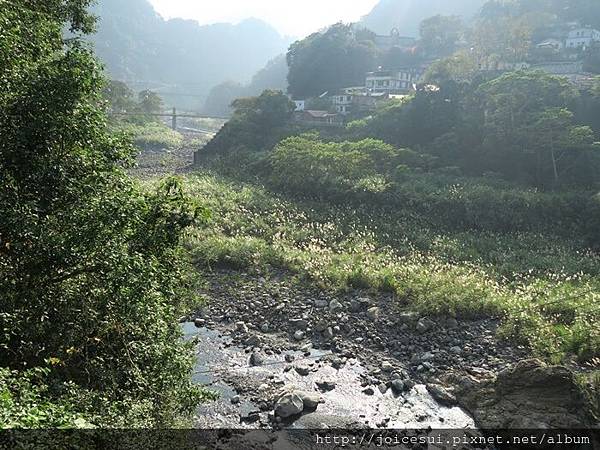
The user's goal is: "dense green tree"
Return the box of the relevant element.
[1,0,206,426]
[287,24,379,99]
[103,80,136,112]
[138,89,163,114]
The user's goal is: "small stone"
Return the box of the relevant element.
[293,330,305,341]
[363,387,375,396]
[378,384,388,394]
[367,307,381,321]
[290,318,308,330]
[297,391,321,409]
[236,321,248,333]
[316,380,336,391]
[194,318,206,327]
[295,365,310,376]
[231,395,240,404]
[416,318,435,334]
[446,317,459,329]
[260,323,270,333]
[250,352,264,366]
[404,380,416,390]
[450,346,462,354]
[329,299,344,313]
[391,379,405,394]
[323,327,334,340]
[381,361,394,372]
[284,354,295,363]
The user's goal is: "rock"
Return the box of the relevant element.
[416,318,435,334]
[297,391,321,409]
[284,354,295,363]
[378,383,388,394]
[235,321,248,333]
[446,317,459,329]
[391,379,405,394]
[446,359,593,429]
[193,318,206,327]
[329,299,344,313]
[315,321,328,332]
[450,346,462,354]
[316,380,336,391]
[363,387,375,395]
[426,384,457,406]
[381,361,394,372]
[231,395,240,405]
[397,311,419,324]
[274,393,304,418]
[314,299,328,308]
[249,352,264,366]
[244,335,260,347]
[289,318,308,330]
[323,327,334,340]
[260,323,269,333]
[367,307,381,321]
[293,330,305,341]
[295,365,310,376]
[421,352,434,362]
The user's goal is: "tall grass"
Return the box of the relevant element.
[180,172,600,363]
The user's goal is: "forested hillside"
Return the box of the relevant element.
[361,0,486,35]
[86,0,292,108]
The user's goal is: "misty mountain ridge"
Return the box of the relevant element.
[87,0,292,108]
[361,0,487,36]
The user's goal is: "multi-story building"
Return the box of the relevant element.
[365,69,418,95]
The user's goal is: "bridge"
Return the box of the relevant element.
[110,108,229,134]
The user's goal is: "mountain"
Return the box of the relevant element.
[87,0,292,109]
[202,55,288,117]
[361,0,487,36]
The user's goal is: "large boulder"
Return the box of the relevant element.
[445,359,594,428]
[274,393,304,418]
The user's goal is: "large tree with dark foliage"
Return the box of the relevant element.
[287,24,379,99]
[0,0,207,427]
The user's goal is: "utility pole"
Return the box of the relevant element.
[171,107,177,130]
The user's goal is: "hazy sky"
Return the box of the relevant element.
[148,0,380,37]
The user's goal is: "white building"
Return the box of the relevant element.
[332,93,353,115]
[536,38,564,51]
[566,28,600,49]
[294,100,305,112]
[365,69,417,94]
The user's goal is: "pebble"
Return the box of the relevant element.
[293,330,305,341]
[329,299,344,313]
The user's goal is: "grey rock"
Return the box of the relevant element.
[329,299,344,313]
[363,387,375,396]
[293,330,305,341]
[295,365,310,376]
[274,393,304,418]
[391,379,405,394]
[260,323,270,333]
[290,318,308,330]
[367,307,381,321]
[193,318,206,327]
[316,380,336,391]
[296,391,321,409]
[236,321,248,333]
[426,384,457,406]
[450,346,462,354]
[381,361,394,372]
[249,352,264,366]
[323,327,334,340]
[416,318,435,334]
[231,395,240,405]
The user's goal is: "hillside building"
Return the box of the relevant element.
[365,69,418,95]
